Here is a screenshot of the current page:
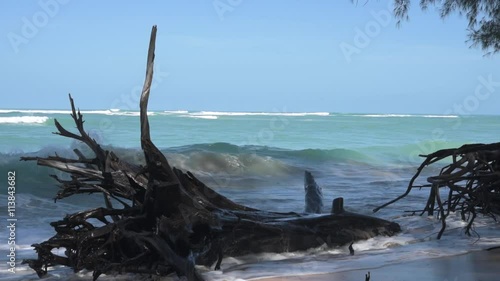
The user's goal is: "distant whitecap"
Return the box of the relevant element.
[0,116,49,124]
[163,110,189,114]
[187,115,218,119]
[189,111,329,117]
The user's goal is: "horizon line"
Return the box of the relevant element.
[1,108,498,117]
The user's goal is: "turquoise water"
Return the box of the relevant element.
[2,110,497,164]
[1,109,500,280]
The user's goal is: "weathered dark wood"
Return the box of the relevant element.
[375,141,500,238]
[22,25,401,280]
[332,197,344,214]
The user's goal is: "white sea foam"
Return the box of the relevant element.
[187,115,218,119]
[353,114,459,118]
[80,110,155,116]
[163,110,189,114]
[105,111,139,116]
[0,110,462,119]
[360,114,413,118]
[0,109,155,116]
[0,109,113,115]
[0,116,49,124]
[422,114,459,118]
[203,214,500,281]
[0,109,72,114]
[0,109,330,117]
[86,110,158,116]
[190,111,330,117]
[91,111,156,116]
[4,189,500,281]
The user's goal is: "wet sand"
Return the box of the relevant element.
[255,248,500,281]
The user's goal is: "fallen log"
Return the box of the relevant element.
[22,25,400,280]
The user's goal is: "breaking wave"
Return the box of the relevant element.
[350,114,459,118]
[0,142,376,192]
[0,116,50,124]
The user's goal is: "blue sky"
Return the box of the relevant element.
[1,0,499,114]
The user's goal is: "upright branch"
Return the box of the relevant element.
[139,25,178,185]
[140,25,156,147]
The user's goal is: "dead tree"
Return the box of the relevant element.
[22,26,400,281]
[374,143,500,239]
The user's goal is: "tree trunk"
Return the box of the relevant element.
[22,25,400,281]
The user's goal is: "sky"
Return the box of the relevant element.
[1,0,499,114]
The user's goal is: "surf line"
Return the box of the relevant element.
[6,171,17,273]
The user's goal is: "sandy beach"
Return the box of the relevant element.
[256,248,500,281]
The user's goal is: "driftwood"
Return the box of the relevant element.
[374,142,500,239]
[22,26,400,280]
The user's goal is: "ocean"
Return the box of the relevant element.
[1,109,500,280]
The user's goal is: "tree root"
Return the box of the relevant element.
[375,142,500,239]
